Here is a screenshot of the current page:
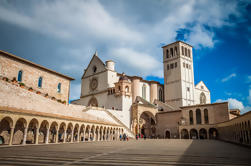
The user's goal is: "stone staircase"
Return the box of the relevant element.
[103,109,135,138]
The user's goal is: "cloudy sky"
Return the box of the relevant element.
[0,0,250,113]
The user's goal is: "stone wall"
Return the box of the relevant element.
[0,53,71,103]
[216,111,251,146]
[155,110,182,138]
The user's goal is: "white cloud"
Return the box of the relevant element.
[216,98,251,114]
[110,48,163,77]
[221,73,236,82]
[0,0,245,100]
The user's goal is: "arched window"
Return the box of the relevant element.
[166,49,169,58]
[142,84,146,99]
[196,109,201,124]
[200,92,206,104]
[159,89,163,102]
[88,97,98,107]
[170,48,173,57]
[204,109,209,124]
[17,70,23,82]
[125,86,129,93]
[57,83,61,93]
[38,77,43,88]
[189,110,193,125]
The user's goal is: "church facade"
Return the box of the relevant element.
[0,41,250,147]
[71,41,240,139]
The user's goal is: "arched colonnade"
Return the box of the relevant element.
[0,114,124,146]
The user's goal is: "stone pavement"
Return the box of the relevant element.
[0,139,250,165]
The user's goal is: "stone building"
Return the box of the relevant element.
[0,50,127,146]
[0,40,250,147]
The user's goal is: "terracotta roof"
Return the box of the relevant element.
[0,106,120,126]
[0,50,74,80]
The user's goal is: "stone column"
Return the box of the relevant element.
[88,130,91,141]
[55,129,59,143]
[77,128,80,142]
[45,128,50,144]
[22,127,28,145]
[9,127,14,146]
[132,78,141,103]
[63,130,67,143]
[82,130,86,142]
[193,111,197,125]
[35,127,39,144]
[71,129,74,143]
[201,110,205,124]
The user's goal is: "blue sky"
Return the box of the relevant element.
[0,0,250,113]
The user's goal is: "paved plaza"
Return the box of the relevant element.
[0,139,250,165]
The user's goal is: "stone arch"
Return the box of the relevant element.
[200,92,206,104]
[79,124,85,142]
[88,97,98,107]
[58,122,66,143]
[199,128,207,139]
[0,116,14,145]
[27,118,39,144]
[90,125,95,141]
[95,126,100,141]
[164,129,171,139]
[13,118,27,145]
[139,111,156,138]
[209,128,218,139]
[39,120,49,144]
[66,123,73,142]
[49,121,58,143]
[181,129,189,139]
[85,125,91,141]
[190,129,198,139]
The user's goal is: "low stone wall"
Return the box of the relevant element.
[0,79,118,125]
[216,112,251,146]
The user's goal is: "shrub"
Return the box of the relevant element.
[19,82,25,86]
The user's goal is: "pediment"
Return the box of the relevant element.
[82,53,106,78]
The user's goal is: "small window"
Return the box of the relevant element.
[183,62,185,68]
[187,87,190,92]
[174,46,177,56]
[175,62,177,68]
[188,49,191,57]
[185,48,187,56]
[186,64,188,68]
[118,86,121,91]
[166,49,169,58]
[201,86,204,89]
[92,66,97,73]
[18,70,23,82]
[167,64,169,70]
[38,77,43,88]
[57,83,61,93]
[112,107,114,110]
[182,46,184,55]
[170,63,174,69]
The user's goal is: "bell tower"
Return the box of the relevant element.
[162,41,195,107]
